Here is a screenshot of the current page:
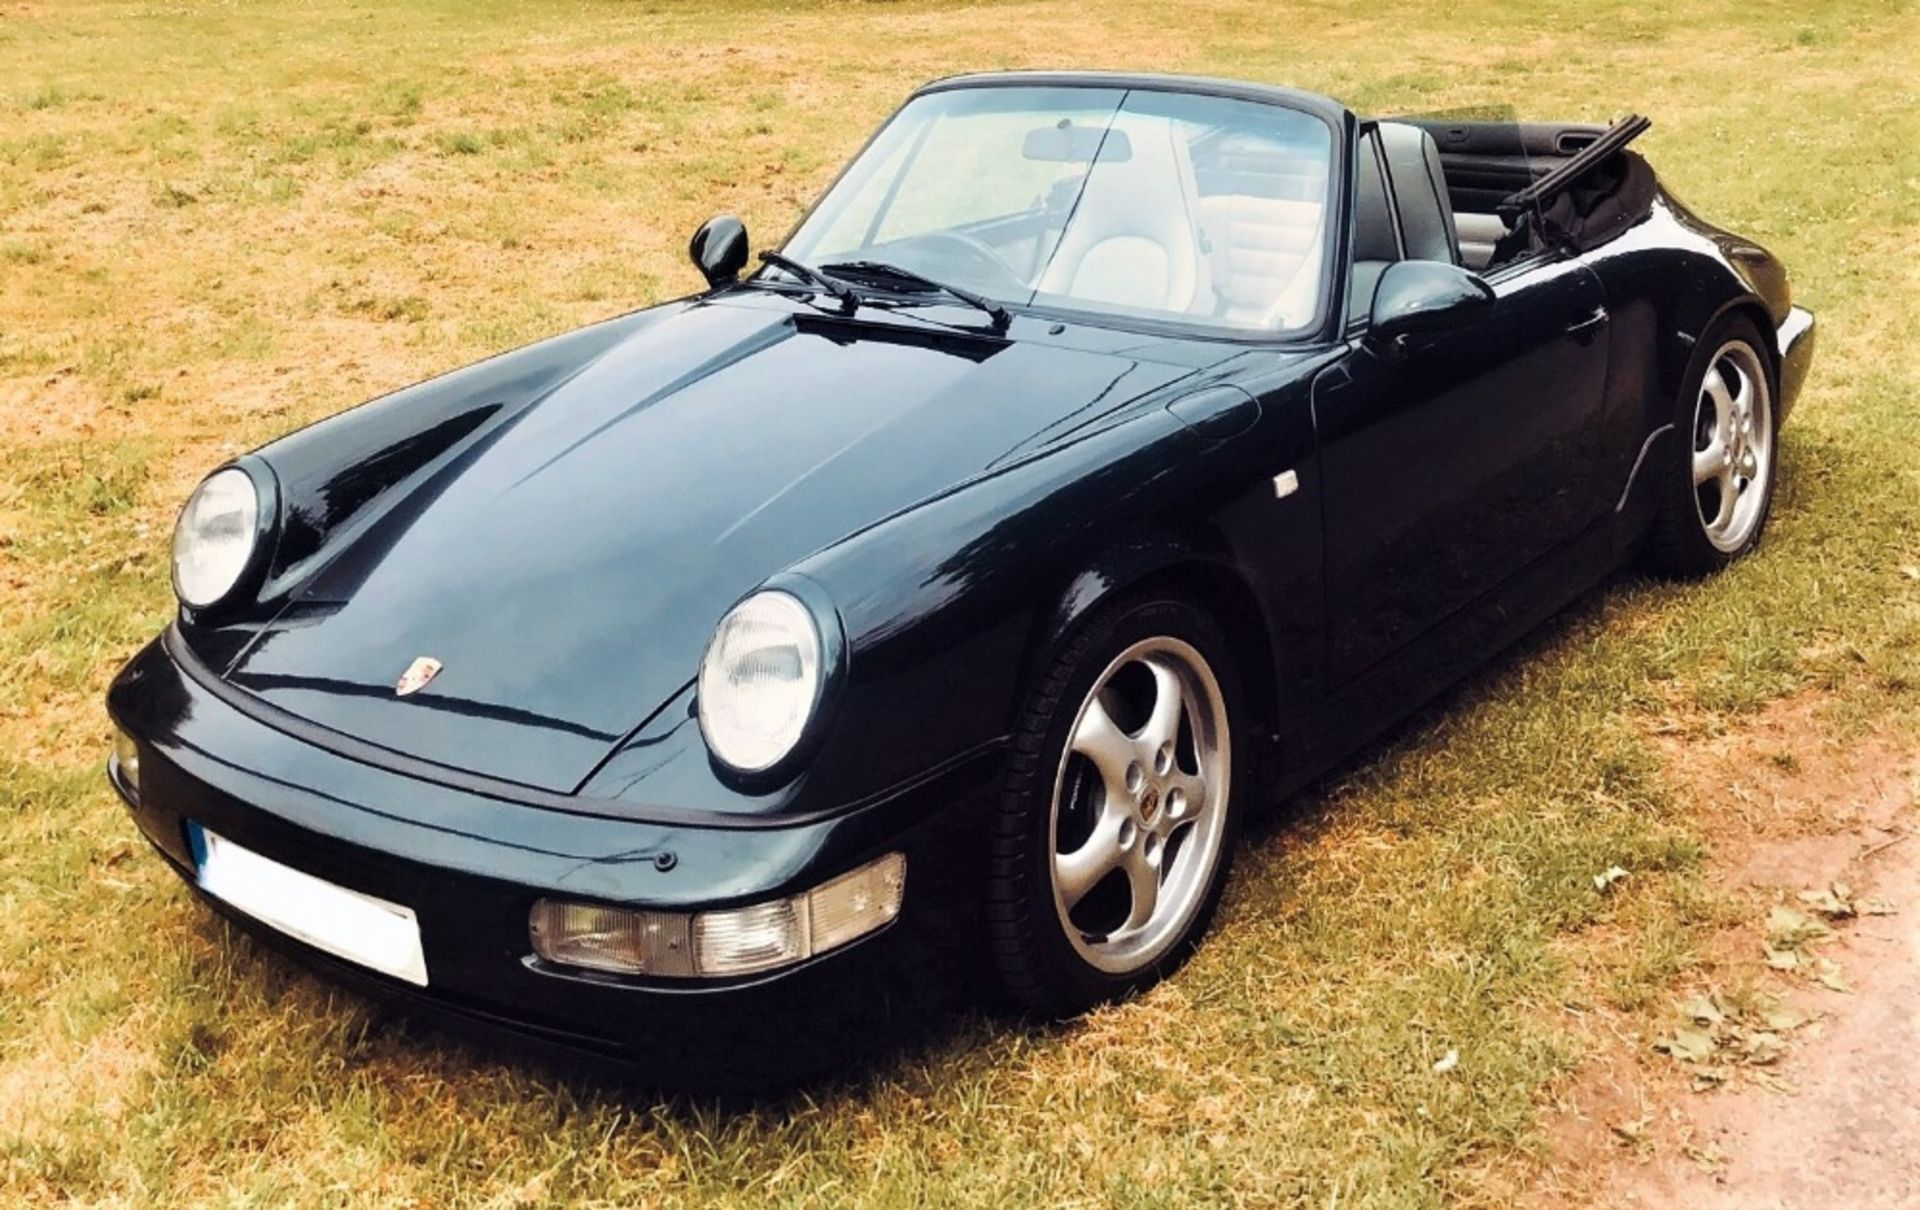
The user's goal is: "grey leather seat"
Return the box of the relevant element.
[1454,213,1509,269]
[1376,122,1460,264]
[1037,116,1207,314]
[1350,122,1466,324]
[1348,132,1403,324]
[1197,193,1324,328]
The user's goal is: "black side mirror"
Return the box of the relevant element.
[1367,260,1495,347]
[689,215,749,288]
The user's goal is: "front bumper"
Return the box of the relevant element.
[106,634,997,1088]
[1776,304,1815,423]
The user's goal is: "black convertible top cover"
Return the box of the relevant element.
[1494,113,1658,256]
[1528,149,1657,253]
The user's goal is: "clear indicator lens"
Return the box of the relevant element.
[693,898,808,976]
[808,851,906,953]
[111,728,141,799]
[527,853,905,979]
[697,591,822,772]
[171,467,259,608]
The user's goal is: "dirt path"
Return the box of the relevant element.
[1537,700,1919,1207]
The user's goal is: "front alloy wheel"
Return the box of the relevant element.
[1050,636,1231,974]
[988,591,1243,1016]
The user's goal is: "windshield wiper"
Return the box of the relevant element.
[821,260,1011,330]
[757,250,858,311]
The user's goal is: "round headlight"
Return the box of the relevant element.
[697,591,823,773]
[171,467,260,609]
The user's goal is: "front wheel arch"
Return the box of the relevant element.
[1026,545,1280,753]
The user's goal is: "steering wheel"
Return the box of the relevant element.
[901,231,1028,294]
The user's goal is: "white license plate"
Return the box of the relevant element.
[191,824,428,987]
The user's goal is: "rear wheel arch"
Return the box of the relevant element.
[1706,296,1779,378]
[1663,294,1777,405]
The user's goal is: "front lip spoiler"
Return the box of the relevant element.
[159,624,1006,832]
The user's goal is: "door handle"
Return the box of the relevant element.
[1565,306,1609,338]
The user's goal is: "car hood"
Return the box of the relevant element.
[223,298,1195,792]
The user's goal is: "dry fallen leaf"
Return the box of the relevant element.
[1679,995,1725,1026]
[1741,1031,1787,1065]
[1799,884,1857,920]
[1692,1064,1733,1091]
[1657,1025,1716,1063]
[1749,1068,1795,1095]
[1768,905,1833,948]
[1762,1003,1813,1033]
[1592,865,1630,892]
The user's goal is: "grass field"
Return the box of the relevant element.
[2,0,1917,1204]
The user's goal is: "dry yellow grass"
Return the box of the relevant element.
[2,0,1917,1204]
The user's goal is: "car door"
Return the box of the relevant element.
[1311,134,1611,685]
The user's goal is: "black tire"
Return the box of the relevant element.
[1647,314,1779,578]
[985,590,1246,1018]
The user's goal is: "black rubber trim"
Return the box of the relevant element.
[161,624,1006,832]
[913,70,1349,125]
[1614,422,1676,513]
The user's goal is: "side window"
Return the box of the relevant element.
[1347,130,1401,325]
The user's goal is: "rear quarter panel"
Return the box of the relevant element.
[1580,188,1789,532]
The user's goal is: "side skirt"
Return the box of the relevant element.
[1264,515,1621,808]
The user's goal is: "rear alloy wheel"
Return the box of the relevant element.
[1689,339,1774,553]
[1650,316,1778,577]
[988,593,1243,1016]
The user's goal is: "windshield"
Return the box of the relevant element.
[781,85,1336,335]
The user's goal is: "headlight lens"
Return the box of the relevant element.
[697,590,822,772]
[171,467,260,609]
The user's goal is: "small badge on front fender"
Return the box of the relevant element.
[394,656,443,697]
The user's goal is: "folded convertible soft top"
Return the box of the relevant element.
[1498,114,1657,255]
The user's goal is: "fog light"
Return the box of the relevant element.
[528,852,905,979]
[110,728,141,800]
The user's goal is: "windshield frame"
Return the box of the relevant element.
[768,73,1356,346]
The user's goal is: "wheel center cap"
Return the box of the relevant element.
[1139,785,1161,823]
